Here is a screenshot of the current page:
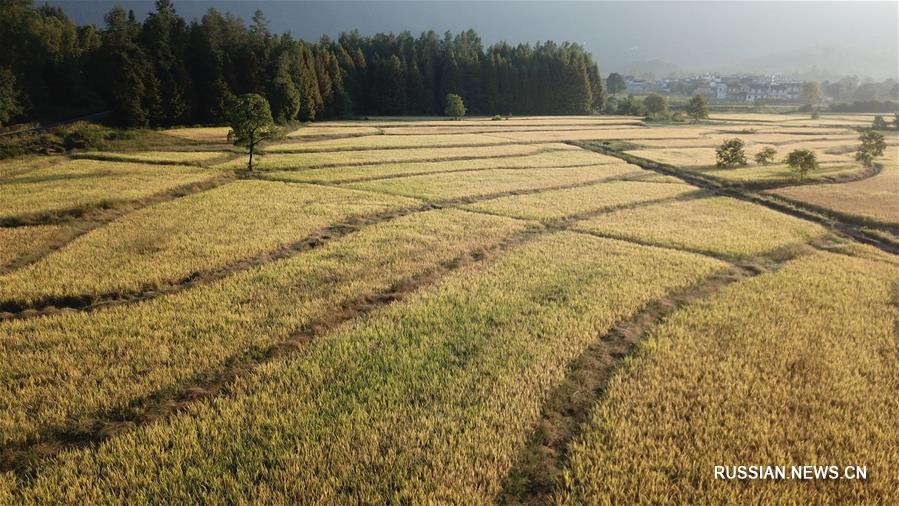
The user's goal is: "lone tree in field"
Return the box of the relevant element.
[715,138,748,168]
[606,73,626,95]
[801,81,820,106]
[227,93,282,171]
[444,93,466,120]
[643,92,668,119]
[685,94,709,122]
[855,130,887,168]
[872,115,889,130]
[786,149,818,181]
[754,146,777,165]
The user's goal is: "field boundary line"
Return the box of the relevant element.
[573,141,899,255]
[496,239,822,505]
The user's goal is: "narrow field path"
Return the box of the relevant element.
[574,141,899,254]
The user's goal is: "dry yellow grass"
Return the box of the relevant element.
[574,196,826,257]
[464,180,696,222]
[267,133,512,152]
[212,143,577,170]
[260,150,620,184]
[345,164,640,202]
[0,159,215,223]
[0,156,65,179]
[9,232,725,503]
[0,209,529,447]
[558,249,899,504]
[0,180,421,304]
[488,127,708,143]
[380,124,643,135]
[161,127,231,143]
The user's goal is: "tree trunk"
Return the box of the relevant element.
[247,138,254,171]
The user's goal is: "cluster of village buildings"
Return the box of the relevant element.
[623,74,803,102]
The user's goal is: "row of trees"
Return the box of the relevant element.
[0,0,606,127]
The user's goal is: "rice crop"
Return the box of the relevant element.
[345,164,641,202]
[72,151,230,165]
[212,143,577,170]
[259,149,620,184]
[0,209,529,447]
[464,180,697,222]
[162,127,232,143]
[0,225,70,269]
[0,180,421,305]
[10,232,726,503]
[558,250,899,504]
[574,196,827,257]
[267,133,513,152]
[0,159,215,223]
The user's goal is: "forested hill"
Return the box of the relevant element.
[0,0,605,128]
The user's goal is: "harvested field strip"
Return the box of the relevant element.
[0,160,220,226]
[0,210,530,454]
[557,249,899,504]
[573,196,827,258]
[267,133,515,152]
[312,117,644,128]
[0,181,421,311]
[257,150,621,184]
[212,143,577,170]
[71,151,233,166]
[345,165,642,202]
[464,181,698,223]
[8,232,726,503]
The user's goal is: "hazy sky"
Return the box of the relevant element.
[49,1,898,79]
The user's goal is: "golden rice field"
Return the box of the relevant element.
[1,114,896,503]
[73,150,230,165]
[558,249,899,504]
[260,150,620,184]
[0,159,216,224]
[0,181,420,305]
[212,142,578,169]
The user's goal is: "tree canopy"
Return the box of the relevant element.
[685,94,708,121]
[0,1,607,126]
[444,93,466,119]
[227,93,280,170]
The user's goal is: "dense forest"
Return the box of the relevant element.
[0,0,605,127]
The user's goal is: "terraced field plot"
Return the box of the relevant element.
[1,115,896,503]
[574,196,826,257]
[212,143,578,170]
[345,164,640,202]
[559,250,899,504]
[260,150,620,184]
[73,150,230,165]
[267,133,514,152]
[0,159,216,224]
[0,180,421,306]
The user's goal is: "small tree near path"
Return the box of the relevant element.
[685,94,708,122]
[754,146,777,166]
[715,138,747,168]
[855,130,886,168]
[444,93,466,120]
[786,149,818,181]
[227,93,282,171]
